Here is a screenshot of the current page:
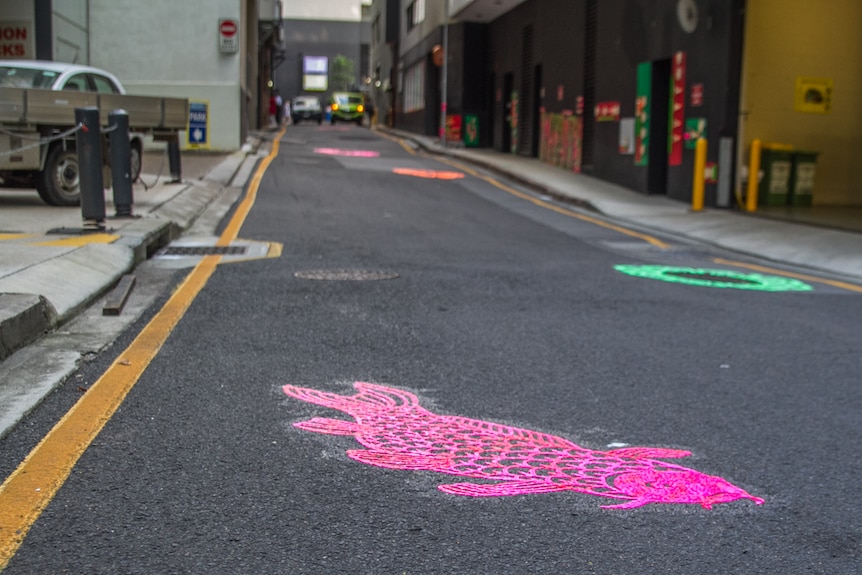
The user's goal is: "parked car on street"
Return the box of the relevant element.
[291,96,323,124]
[0,60,144,206]
[328,92,365,125]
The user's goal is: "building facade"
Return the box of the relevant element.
[377,0,862,209]
[276,0,371,108]
[1,0,262,151]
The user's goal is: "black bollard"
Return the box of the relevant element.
[74,106,105,230]
[167,134,182,183]
[108,109,133,217]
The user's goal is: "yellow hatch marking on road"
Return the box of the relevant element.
[436,156,670,249]
[33,233,119,247]
[209,241,283,266]
[0,234,35,241]
[714,258,862,294]
[0,126,286,569]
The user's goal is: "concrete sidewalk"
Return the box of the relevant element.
[388,129,862,283]
[0,138,264,362]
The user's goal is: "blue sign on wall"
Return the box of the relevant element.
[187,101,209,148]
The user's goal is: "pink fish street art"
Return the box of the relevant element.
[282,382,764,510]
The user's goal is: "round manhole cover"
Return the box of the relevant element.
[294,269,400,281]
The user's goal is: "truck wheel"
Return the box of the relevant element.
[36,144,80,206]
[130,141,142,183]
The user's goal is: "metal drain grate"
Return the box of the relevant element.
[294,269,399,281]
[161,246,248,256]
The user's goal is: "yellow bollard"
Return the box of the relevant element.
[691,138,707,211]
[746,139,762,212]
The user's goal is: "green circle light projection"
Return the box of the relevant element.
[614,265,813,292]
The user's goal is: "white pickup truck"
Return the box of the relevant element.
[0,60,187,206]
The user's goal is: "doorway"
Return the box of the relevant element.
[502,73,513,153]
[647,58,671,195]
[531,64,543,157]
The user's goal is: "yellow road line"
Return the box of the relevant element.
[714,258,862,294]
[436,156,670,249]
[34,233,119,247]
[375,130,417,155]
[0,126,286,569]
[0,234,35,241]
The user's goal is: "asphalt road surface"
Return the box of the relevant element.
[1,125,860,574]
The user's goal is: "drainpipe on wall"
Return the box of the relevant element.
[441,0,449,147]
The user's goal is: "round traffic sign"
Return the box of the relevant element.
[220,20,237,37]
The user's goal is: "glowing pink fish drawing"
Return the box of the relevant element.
[282,382,764,510]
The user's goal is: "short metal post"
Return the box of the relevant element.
[167,134,182,183]
[108,109,133,217]
[746,139,762,212]
[691,138,707,211]
[74,106,105,230]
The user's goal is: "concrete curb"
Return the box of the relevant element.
[0,141,259,362]
[0,294,54,361]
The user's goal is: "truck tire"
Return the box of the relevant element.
[35,143,80,206]
[130,140,142,183]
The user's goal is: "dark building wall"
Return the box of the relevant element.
[278,20,364,102]
[445,22,489,146]
[398,27,442,136]
[484,0,742,206]
[589,0,740,202]
[488,0,584,154]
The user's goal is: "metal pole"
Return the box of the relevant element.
[74,106,106,230]
[168,134,182,183]
[441,0,449,148]
[746,139,761,212]
[108,109,133,217]
[691,138,707,211]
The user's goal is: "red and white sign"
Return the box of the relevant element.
[595,101,621,122]
[0,21,34,59]
[669,51,686,166]
[219,18,239,53]
[691,83,704,107]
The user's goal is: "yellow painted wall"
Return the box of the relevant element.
[741,0,862,205]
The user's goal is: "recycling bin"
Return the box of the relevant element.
[789,151,819,206]
[758,145,794,206]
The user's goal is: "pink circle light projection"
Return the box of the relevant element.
[283,382,764,509]
[313,148,381,158]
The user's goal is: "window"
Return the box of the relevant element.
[406,0,425,31]
[63,74,89,91]
[90,74,120,94]
[403,60,425,113]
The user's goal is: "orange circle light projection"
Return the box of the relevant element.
[392,168,465,180]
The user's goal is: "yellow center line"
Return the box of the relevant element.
[375,130,417,155]
[435,156,670,249]
[714,257,862,294]
[0,126,286,569]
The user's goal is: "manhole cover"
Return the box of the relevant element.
[161,246,248,256]
[294,269,399,281]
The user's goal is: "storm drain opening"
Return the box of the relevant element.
[294,269,400,281]
[160,246,248,256]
